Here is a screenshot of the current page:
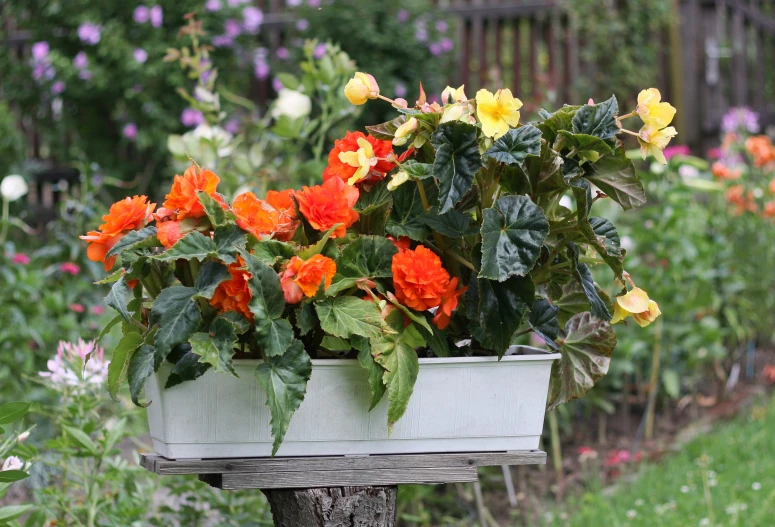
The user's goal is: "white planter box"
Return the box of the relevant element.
[145,346,560,459]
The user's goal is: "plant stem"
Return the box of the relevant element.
[416,180,463,277]
[426,241,477,272]
[548,410,564,492]
[644,317,663,441]
[0,197,9,245]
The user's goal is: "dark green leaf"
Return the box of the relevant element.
[251,239,295,266]
[255,340,312,455]
[415,313,452,357]
[480,195,549,281]
[431,122,483,214]
[589,217,622,256]
[154,231,218,261]
[197,191,230,227]
[386,180,430,241]
[190,317,238,375]
[402,160,434,180]
[370,325,424,429]
[355,178,393,214]
[105,275,132,323]
[528,298,560,350]
[106,226,159,258]
[571,95,619,140]
[257,318,294,357]
[354,337,387,410]
[531,141,566,194]
[297,223,340,260]
[150,286,198,324]
[295,304,317,336]
[127,344,155,406]
[475,275,535,356]
[483,124,542,165]
[165,348,212,389]
[214,224,247,265]
[574,264,613,321]
[420,210,479,238]
[536,105,580,143]
[557,131,614,156]
[0,402,31,425]
[153,290,202,364]
[584,148,646,210]
[547,312,617,410]
[219,311,251,334]
[107,331,145,401]
[194,261,232,300]
[329,236,398,295]
[366,115,407,140]
[242,252,285,321]
[315,296,389,339]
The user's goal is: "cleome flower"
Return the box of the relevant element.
[475,88,522,139]
[280,254,337,304]
[323,131,394,185]
[295,177,359,238]
[39,339,108,393]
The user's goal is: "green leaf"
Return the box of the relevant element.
[431,122,482,214]
[571,95,619,140]
[315,296,389,339]
[194,260,232,300]
[547,312,617,410]
[366,115,407,141]
[295,304,317,336]
[402,160,434,180]
[127,344,155,406]
[214,224,247,265]
[383,293,433,333]
[251,239,295,266]
[354,337,387,410]
[296,223,340,260]
[94,269,125,284]
[536,105,580,143]
[483,124,542,165]
[152,288,202,364]
[0,402,31,425]
[532,141,566,194]
[528,298,560,350]
[255,340,312,455]
[242,252,285,321]
[575,263,613,321]
[190,318,238,375]
[105,275,132,323]
[154,231,218,261]
[370,325,423,429]
[150,286,198,322]
[557,131,614,156]
[219,311,251,334]
[415,313,452,357]
[584,148,646,210]
[107,331,145,401]
[386,181,430,241]
[96,315,122,345]
[355,178,393,215]
[0,471,29,484]
[589,217,622,256]
[0,504,32,521]
[197,191,230,227]
[106,226,159,258]
[257,318,294,357]
[63,425,99,455]
[420,210,479,238]
[474,276,535,357]
[329,236,398,294]
[554,282,593,327]
[165,347,212,389]
[662,369,681,399]
[276,72,299,90]
[479,195,549,281]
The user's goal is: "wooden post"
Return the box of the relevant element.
[262,486,397,527]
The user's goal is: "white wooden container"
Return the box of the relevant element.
[145,346,560,459]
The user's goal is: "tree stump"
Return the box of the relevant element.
[262,486,397,527]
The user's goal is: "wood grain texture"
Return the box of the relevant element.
[263,486,397,527]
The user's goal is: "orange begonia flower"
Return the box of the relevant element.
[280,254,337,303]
[392,245,451,312]
[157,221,183,249]
[711,162,741,181]
[210,256,253,321]
[745,135,775,167]
[432,277,467,330]
[80,195,155,271]
[266,189,299,242]
[163,165,225,220]
[295,177,359,238]
[763,201,775,219]
[387,235,411,252]
[322,131,395,185]
[231,192,280,239]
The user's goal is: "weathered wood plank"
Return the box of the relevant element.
[220,467,477,490]
[141,450,546,475]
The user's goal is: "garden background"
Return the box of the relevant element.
[2,0,775,525]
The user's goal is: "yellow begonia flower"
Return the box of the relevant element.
[610,287,661,327]
[475,88,522,139]
[636,88,676,130]
[638,125,678,165]
[338,137,377,184]
[387,170,410,191]
[344,72,379,106]
[393,117,418,146]
[441,85,467,103]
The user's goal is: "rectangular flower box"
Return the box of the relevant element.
[145,346,560,459]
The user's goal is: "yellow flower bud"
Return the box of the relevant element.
[387,170,410,191]
[441,85,467,103]
[344,72,379,105]
[393,117,418,146]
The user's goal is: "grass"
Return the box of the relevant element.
[544,395,775,527]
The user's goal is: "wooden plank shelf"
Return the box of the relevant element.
[140,450,546,490]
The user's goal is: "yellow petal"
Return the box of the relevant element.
[616,287,651,314]
[356,137,374,157]
[643,103,676,129]
[637,88,661,108]
[344,78,369,105]
[338,151,360,167]
[610,302,630,324]
[633,300,661,327]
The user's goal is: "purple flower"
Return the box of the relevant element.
[435,20,448,33]
[224,19,242,38]
[228,0,249,6]
[78,70,93,81]
[32,41,49,61]
[181,108,204,127]
[205,0,222,11]
[440,37,453,53]
[397,9,410,23]
[313,42,327,59]
[276,46,289,60]
[243,7,263,34]
[224,118,240,134]
[52,80,66,94]
[73,52,89,70]
[150,5,163,28]
[254,61,270,80]
[212,35,234,47]
[32,64,46,81]
[123,123,138,140]
[416,29,428,42]
[133,48,148,64]
[134,5,150,23]
[429,42,442,56]
[272,77,283,92]
[296,18,309,31]
[287,0,302,6]
[394,82,407,98]
[45,66,56,80]
[721,107,760,134]
[77,23,102,45]
[308,0,321,6]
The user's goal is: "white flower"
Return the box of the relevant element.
[39,340,107,393]
[752,482,762,491]
[1,175,29,202]
[2,456,23,471]
[679,165,699,179]
[271,89,311,120]
[190,124,234,158]
[680,485,690,493]
[626,510,637,519]
[17,431,30,443]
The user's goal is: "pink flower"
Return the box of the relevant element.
[77,23,102,45]
[73,52,89,70]
[32,41,49,61]
[91,305,105,316]
[2,456,23,472]
[60,262,81,275]
[604,449,642,467]
[663,145,691,161]
[150,5,163,28]
[313,43,327,60]
[242,7,263,34]
[68,303,86,313]
[205,0,222,11]
[123,123,138,140]
[39,340,108,391]
[52,81,66,94]
[708,147,722,160]
[181,108,204,127]
[133,48,148,64]
[12,253,30,265]
[134,5,150,23]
